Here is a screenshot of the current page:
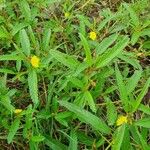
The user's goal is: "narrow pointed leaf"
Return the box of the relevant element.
[96,34,118,55]
[126,70,142,95]
[84,91,96,113]
[20,29,30,56]
[96,36,129,68]
[115,64,129,112]
[7,118,20,144]
[134,118,150,128]
[132,78,150,112]
[69,130,78,150]
[59,101,110,134]
[112,124,126,150]
[28,70,39,106]
[79,33,92,65]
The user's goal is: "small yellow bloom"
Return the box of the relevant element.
[30,55,40,68]
[89,31,97,40]
[64,12,70,18]
[14,109,22,114]
[116,115,128,126]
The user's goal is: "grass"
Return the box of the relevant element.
[0,0,150,149]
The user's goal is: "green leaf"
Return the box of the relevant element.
[23,105,33,138]
[118,54,141,69]
[31,135,45,142]
[126,70,142,95]
[84,91,96,113]
[79,33,92,65]
[59,101,110,134]
[132,78,150,112]
[20,29,30,57]
[143,41,150,49]
[103,85,117,95]
[98,16,114,31]
[141,128,148,142]
[0,68,16,74]
[20,0,31,21]
[95,33,118,55]
[131,31,141,45]
[78,17,86,36]
[115,64,129,112]
[28,26,39,49]
[0,95,15,112]
[112,124,126,150]
[77,131,94,146]
[141,28,150,36]
[55,117,68,127]
[123,3,140,27]
[45,135,68,150]
[135,127,150,150]
[68,77,84,89]
[73,62,88,76]
[28,70,39,106]
[69,130,78,150]
[7,118,20,144]
[16,60,22,72]
[138,104,150,115]
[55,111,72,127]
[50,49,79,70]
[129,125,140,144]
[0,54,23,61]
[42,28,51,51]
[12,22,29,36]
[96,138,105,148]
[121,126,132,150]
[106,98,117,126]
[77,15,91,36]
[96,36,129,68]
[0,26,9,39]
[134,118,150,128]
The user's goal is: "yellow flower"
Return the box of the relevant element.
[64,12,70,18]
[116,115,128,126]
[89,31,97,40]
[14,109,22,114]
[30,55,40,68]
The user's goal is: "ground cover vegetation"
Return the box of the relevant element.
[0,0,150,149]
